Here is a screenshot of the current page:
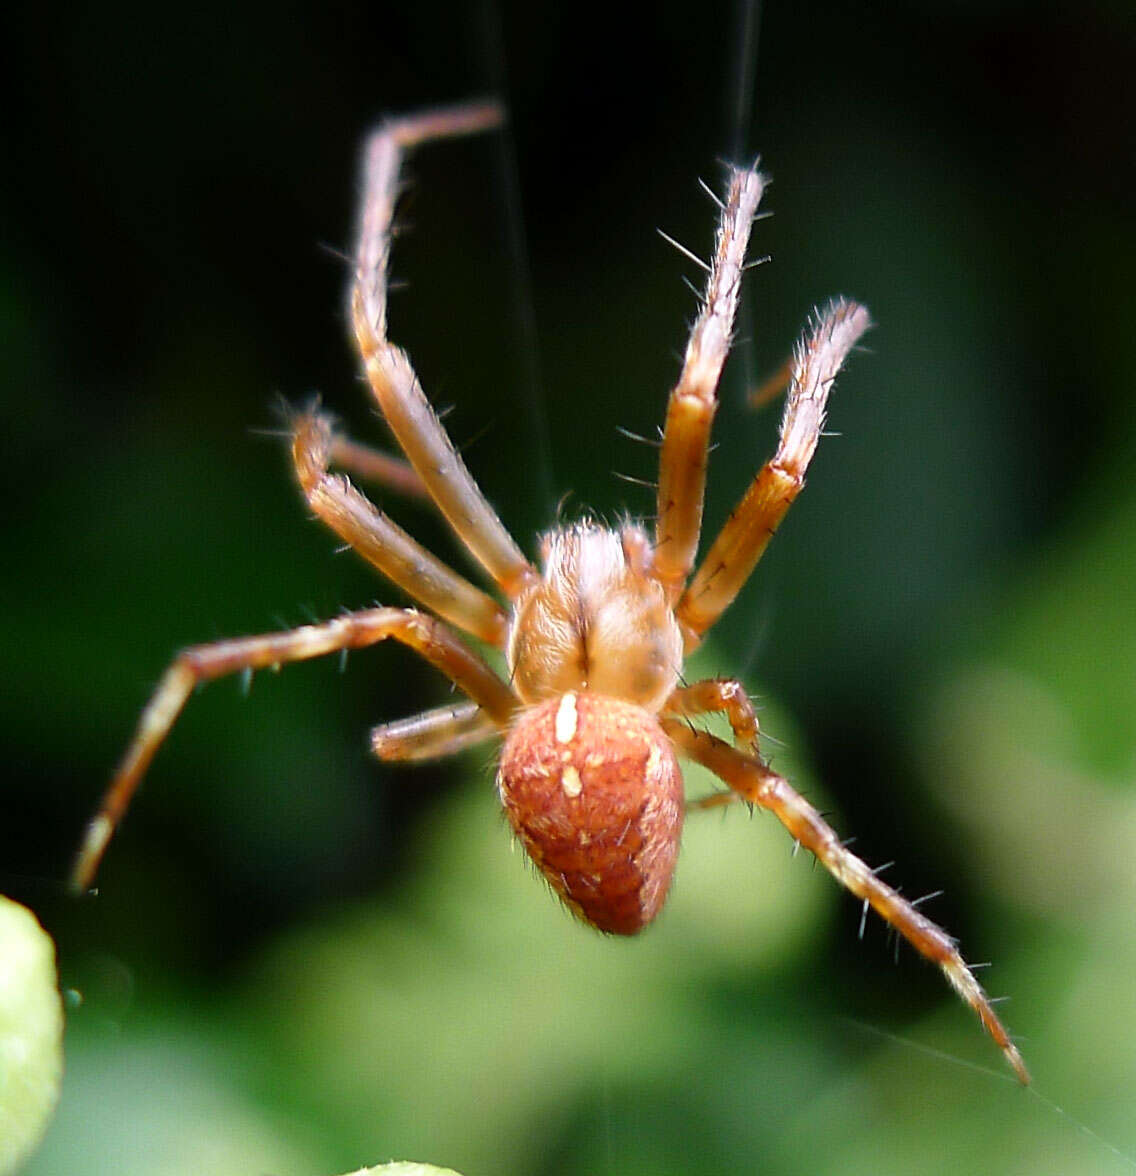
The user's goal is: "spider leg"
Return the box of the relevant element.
[661,720,1031,1084]
[352,102,537,600]
[327,430,428,502]
[746,353,794,412]
[654,165,766,602]
[293,411,509,647]
[371,700,498,762]
[71,607,516,892]
[677,299,871,642]
[686,790,745,813]
[663,678,759,752]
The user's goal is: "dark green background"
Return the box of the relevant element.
[4,1,1135,1172]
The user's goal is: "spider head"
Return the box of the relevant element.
[505,523,683,711]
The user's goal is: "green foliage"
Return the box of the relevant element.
[339,1165,465,1176]
[0,899,63,1176]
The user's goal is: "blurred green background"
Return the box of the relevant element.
[4,0,1136,1172]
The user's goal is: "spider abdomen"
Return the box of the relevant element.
[497,691,684,935]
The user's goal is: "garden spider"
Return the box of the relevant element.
[72,101,1028,1084]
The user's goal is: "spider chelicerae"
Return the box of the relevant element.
[72,101,1028,1084]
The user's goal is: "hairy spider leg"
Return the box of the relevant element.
[747,352,795,412]
[654,165,766,602]
[292,411,509,647]
[664,720,1031,1085]
[663,678,760,752]
[678,299,871,642]
[370,700,498,762]
[351,102,537,600]
[70,608,515,891]
[326,430,429,502]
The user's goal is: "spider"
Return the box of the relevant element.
[72,101,1028,1084]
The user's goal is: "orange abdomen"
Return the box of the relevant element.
[497,692,685,935]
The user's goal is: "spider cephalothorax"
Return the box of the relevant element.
[73,102,1029,1083]
[507,523,684,710]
